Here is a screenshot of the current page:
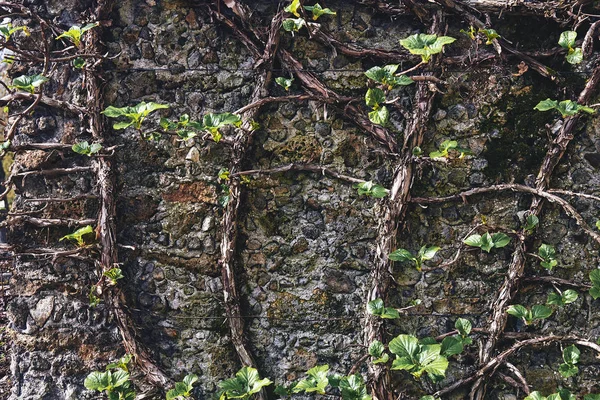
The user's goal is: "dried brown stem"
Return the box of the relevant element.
[232,163,366,185]
[4,216,95,227]
[0,92,86,115]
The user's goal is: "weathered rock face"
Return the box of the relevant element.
[4,0,600,399]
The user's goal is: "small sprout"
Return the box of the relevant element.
[589,269,600,299]
[103,267,124,286]
[166,374,198,400]
[218,366,272,399]
[84,369,135,400]
[0,140,10,152]
[526,390,577,400]
[365,88,386,109]
[355,181,389,198]
[547,289,578,306]
[368,340,389,364]
[160,114,201,141]
[464,232,510,252]
[105,354,133,373]
[202,112,242,143]
[282,18,306,33]
[218,168,230,181]
[558,31,583,65]
[56,23,98,47]
[72,141,102,156]
[60,225,94,247]
[11,74,48,93]
[367,298,400,319]
[389,334,449,381]
[89,285,101,307]
[72,57,86,69]
[284,0,301,17]
[538,244,558,270]
[455,317,473,345]
[523,214,539,232]
[440,336,463,357]
[534,99,595,118]
[304,3,336,20]
[275,76,294,91]
[364,64,414,89]
[460,26,476,40]
[559,345,580,378]
[479,28,500,45]
[412,146,423,156]
[399,33,456,63]
[0,23,29,41]
[596,220,600,230]
[429,140,471,159]
[339,374,370,400]
[102,102,169,131]
[388,245,440,271]
[506,304,553,325]
[249,120,260,131]
[293,365,329,394]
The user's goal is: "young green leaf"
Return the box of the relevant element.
[304,3,336,20]
[364,65,413,89]
[166,373,198,399]
[388,248,416,263]
[539,244,558,270]
[534,98,595,118]
[11,74,48,93]
[525,392,547,400]
[479,232,494,252]
[202,112,242,142]
[0,23,29,41]
[275,76,294,91]
[369,340,385,358]
[60,225,94,247]
[479,28,500,45]
[103,267,124,285]
[534,98,559,112]
[547,289,578,306]
[507,304,529,320]
[368,106,389,126]
[530,304,553,320]
[282,18,306,33]
[284,0,301,16]
[524,214,539,231]
[73,57,86,69]
[218,366,272,399]
[420,396,441,400]
[102,102,169,131]
[491,232,510,248]
[355,181,389,198]
[440,336,463,357]
[105,354,133,372]
[72,141,102,156]
[365,88,386,108]
[339,374,372,400]
[294,365,329,394]
[399,33,456,63]
[463,234,482,248]
[418,245,440,261]
[566,47,583,65]
[367,298,384,316]
[455,318,472,337]
[55,23,98,47]
[558,31,577,50]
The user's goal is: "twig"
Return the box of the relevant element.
[0,92,86,115]
[504,362,530,395]
[521,276,591,289]
[12,166,92,178]
[4,216,95,227]
[232,163,366,184]
[23,194,98,203]
[582,20,600,57]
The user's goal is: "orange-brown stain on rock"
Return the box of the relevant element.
[162,181,217,204]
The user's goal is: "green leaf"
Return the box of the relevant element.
[525,392,547,400]
[541,259,558,271]
[558,31,577,49]
[105,354,132,372]
[284,0,301,16]
[548,289,578,306]
[463,234,482,248]
[60,225,94,247]
[480,232,494,252]
[11,74,48,93]
[584,395,600,400]
[72,141,102,156]
[380,307,400,319]
[103,268,124,285]
[84,371,110,391]
[590,286,600,300]
[368,106,389,125]
[0,23,29,40]
[102,102,168,130]
[455,318,472,336]
[372,353,389,364]
[339,374,371,400]
[219,366,272,399]
[399,34,456,63]
[491,232,510,248]
[275,76,294,91]
[590,270,600,287]
[389,334,419,358]
[369,341,385,358]
[531,304,553,320]
[282,18,305,32]
[418,245,440,261]
[558,363,579,378]
[364,65,413,88]
[566,47,583,64]
[440,336,463,357]
[367,299,384,316]
[56,23,98,47]
[365,88,386,108]
[355,181,389,198]
[304,3,336,20]
[294,365,329,394]
[539,244,556,261]
[562,344,580,365]
[73,57,86,69]
[388,248,416,263]
[534,98,559,112]
[391,356,415,371]
[479,28,500,45]
[420,397,441,400]
[507,304,529,319]
[523,214,539,231]
[110,369,131,388]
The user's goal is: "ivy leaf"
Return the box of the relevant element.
[558,31,577,49]
[367,298,384,316]
[72,141,102,156]
[284,0,301,17]
[364,65,413,88]
[365,88,386,108]
[531,305,553,320]
[388,248,416,263]
[12,74,48,93]
[547,289,578,306]
[73,57,86,69]
[275,76,294,91]
[563,345,580,365]
[418,245,440,261]
[526,393,548,400]
[282,18,306,33]
[524,214,539,231]
[103,267,124,285]
[219,366,272,399]
[590,270,600,287]
[369,341,385,358]
[60,225,94,247]
[304,3,336,20]
[420,396,441,400]
[0,23,29,41]
[84,371,111,391]
[368,106,389,125]
[399,33,456,63]
[463,234,482,248]
[56,23,99,47]
[566,47,583,65]
[355,181,389,198]
[455,318,472,336]
[339,374,371,400]
[479,28,500,45]
[102,102,169,130]
[440,336,463,357]
[584,395,600,400]
[535,98,560,112]
[294,365,329,394]
[491,232,510,248]
[389,334,419,359]
[372,353,389,364]
[380,307,400,319]
[480,232,494,252]
[507,304,529,320]
[558,363,579,378]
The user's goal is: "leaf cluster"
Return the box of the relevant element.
[558,345,580,378]
[56,23,98,47]
[367,298,399,319]
[363,64,413,125]
[388,334,450,381]
[388,245,440,271]
[218,366,272,399]
[102,102,169,131]
[355,181,389,198]
[72,141,102,156]
[506,304,553,325]
[399,34,456,63]
[534,99,595,118]
[84,355,135,400]
[11,74,48,93]
[166,374,198,400]
[558,31,583,65]
[60,225,94,247]
[538,243,558,270]
[429,139,471,159]
[464,232,510,252]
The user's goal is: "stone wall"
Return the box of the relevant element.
[3,0,600,399]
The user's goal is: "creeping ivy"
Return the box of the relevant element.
[282,18,306,33]
[368,340,389,364]
[388,245,440,271]
[547,289,578,306]
[60,225,94,247]
[218,366,272,399]
[399,34,456,63]
[506,304,553,325]
[103,268,124,286]
[355,181,389,198]
[284,0,301,17]
[389,334,449,381]
[84,357,135,400]
[202,112,242,142]
[523,214,539,232]
[56,23,98,47]
[72,141,102,156]
[338,374,372,400]
[534,99,595,118]
[364,65,414,89]
[464,232,510,252]
[589,269,600,299]
[558,345,580,378]
[293,365,329,394]
[429,140,471,159]
[367,298,399,319]
[558,31,583,65]
[304,3,336,20]
[102,102,169,131]
[275,76,294,91]
[11,74,48,93]
[525,390,577,400]
[0,23,29,41]
[538,244,558,270]
[166,374,198,400]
